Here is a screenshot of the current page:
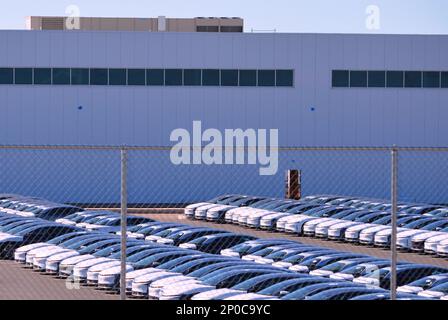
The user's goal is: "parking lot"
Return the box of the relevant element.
[140,213,448,268]
[2,194,448,301]
[0,261,117,300]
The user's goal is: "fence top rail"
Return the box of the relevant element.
[1,145,448,152]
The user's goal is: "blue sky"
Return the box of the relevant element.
[2,0,448,34]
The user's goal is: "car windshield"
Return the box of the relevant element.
[429,282,448,293]
[47,233,79,245]
[407,276,448,289]
[319,261,354,272]
[258,279,308,296]
[78,240,120,254]
[422,221,448,231]
[404,219,438,229]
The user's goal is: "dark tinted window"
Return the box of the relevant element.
[165,69,183,86]
[0,68,13,84]
[350,71,367,87]
[368,71,386,87]
[405,71,422,88]
[202,69,220,86]
[239,70,257,86]
[34,68,52,85]
[332,70,349,87]
[258,70,275,86]
[52,68,70,85]
[197,26,219,32]
[147,69,164,86]
[183,69,202,86]
[90,68,108,85]
[109,69,127,85]
[423,72,440,88]
[127,69,146,86]
[386,71,404,88]
[442,72,448,88]
[276,70,294,87]
[220,26,243,32]
[15,68,33,85]
[221,70,238,86]
[71,68,89,85]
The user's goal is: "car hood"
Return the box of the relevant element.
[47,251,80,262]
[185,203,212,210]
[329,221,360,230]
[15,243,52,253]
[150,275,198,288]
[316,219,345,228]
[89,260,121,273]
[161,283,215,297]
[74,257,115,269]
[346,223,376,232]
[0,234,23,242]
[191,289,245,300]
[208,205,236,212]
[27,245,60,256]
[35,248,74,259]
[98,264,133,276]
[126,268,160,280]
[60,254,96,266]
[224,293,277,300]
[134,271,179,284]
[360,225,390,234]
[412,231,445,241]
[426,234,448,243]
[397,229,428,239]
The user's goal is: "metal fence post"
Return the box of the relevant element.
[120,147,128,300]
[390,146,398,300]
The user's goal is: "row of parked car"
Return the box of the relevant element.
[184,194,448,257]
[2,194,448,300]
[6,210,448,300]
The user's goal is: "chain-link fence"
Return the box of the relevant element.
[0,145,447,301]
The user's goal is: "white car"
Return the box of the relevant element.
[302,218,334,237]
[97,264,134,290]
[159,282,215,300]
[358,225,390,245]
[436,239,448,257]
[59,254,99,277]
[418,284,448,299]
[191,288,244,300]
[131,271,179,297]
[148,276,199,299]
[398,274,448,295]
[397,229,438,251]
[32,248,76,271]
[424,234,448,254]
[344,223,377,242]
[45,250,81,274]
[125,268,161,293]
[327,221,361,241]
[87,261,123,286]
[314,219,352,238]
[24,245,63,267]
[72,257,116,281]
[14,243,56,263]
[240,209,273,227]
[224,293,277,300]
[194,204,227,220]
[259,212,293,230]
[283,215,318,234]
[184,202,213,219]
[409,231,447,253]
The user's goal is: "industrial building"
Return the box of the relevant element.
[0,17,447,204]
